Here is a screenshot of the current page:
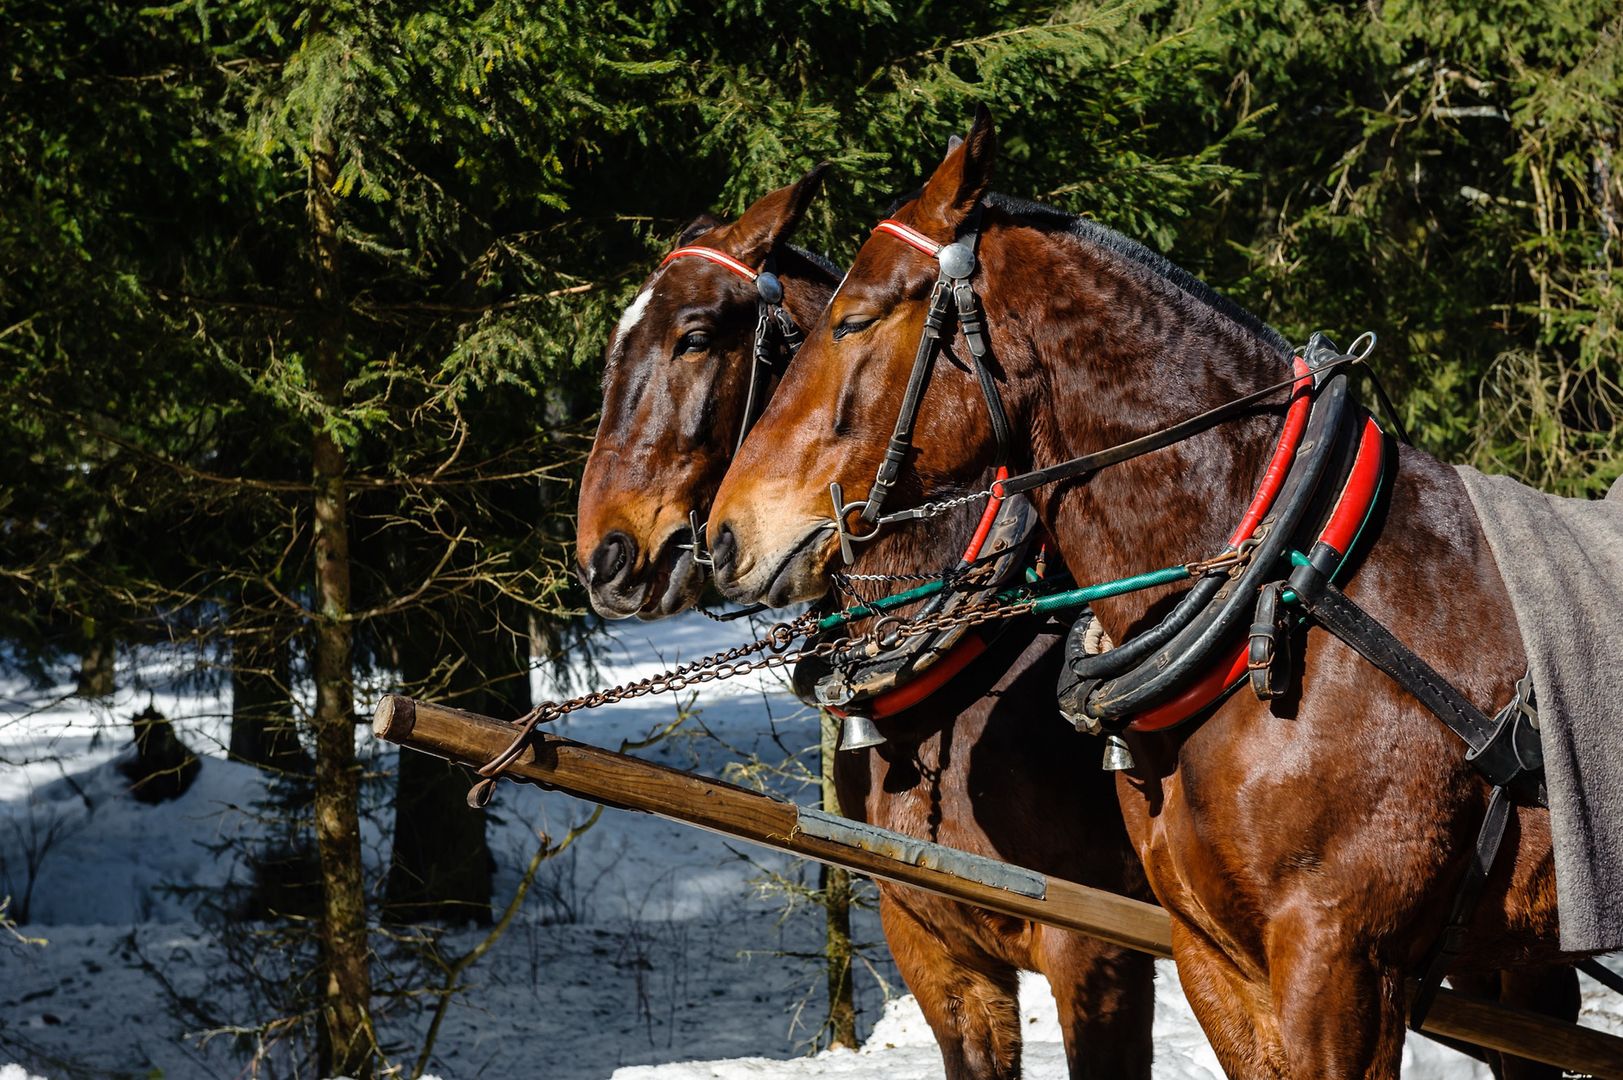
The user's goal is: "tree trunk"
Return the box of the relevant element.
[75,620,115,699]
[230,609,307,773]
[385,595,520,925]
[308,126,374,1080]
[819,709,858,1049]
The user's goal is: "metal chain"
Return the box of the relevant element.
[467,588,1045,804]
[880,484,999,526]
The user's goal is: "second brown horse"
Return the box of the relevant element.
[577,170,1155,1079]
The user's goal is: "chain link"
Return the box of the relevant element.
[466,589,1044,804]
[885,485,999,524]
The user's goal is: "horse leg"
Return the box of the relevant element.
[1170,920,1284,1079]
[1446,966,1579,1079]
[879,892,1023,1080]
[1036,926,1154,1080]
[1268,913,1407,1079]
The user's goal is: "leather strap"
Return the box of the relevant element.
[1286,574,1536,791]
[952,278,1011,467]
[995,351,1364,499]
[1248,582,1287,700]
[1409,783,1512,1029]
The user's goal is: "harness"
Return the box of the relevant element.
[662,239,1037,725]
[841,205,1546,1026]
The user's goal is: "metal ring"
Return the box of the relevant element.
[872,615,907,650]
[1347,331,1377,361]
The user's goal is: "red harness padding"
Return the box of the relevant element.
[1229,358,1314,546]
[1127,412,1386,733]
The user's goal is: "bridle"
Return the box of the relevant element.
[658,242,808,599]
[826,207,1014,562]
[826,203,1373,566]
[657,244,806,455]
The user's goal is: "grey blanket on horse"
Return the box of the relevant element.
[1458,465,1623,953]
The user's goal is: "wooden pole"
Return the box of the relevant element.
[373,694,1623,1078]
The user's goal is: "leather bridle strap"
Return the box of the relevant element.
[992,352,1365,500]
[658,245,804,454]
[860,208,1011,526]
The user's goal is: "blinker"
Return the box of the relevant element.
[755,271,784,304]
[937,242,976,280]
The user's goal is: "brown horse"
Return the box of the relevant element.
[577,171,1155,1079]
[707,113,1583,1078]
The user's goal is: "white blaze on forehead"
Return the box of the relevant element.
[616,286,655,339]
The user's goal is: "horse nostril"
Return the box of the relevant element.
[710,523,738,573]
[587,532,634,588]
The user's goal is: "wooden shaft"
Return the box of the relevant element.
[373,694,1623,1078]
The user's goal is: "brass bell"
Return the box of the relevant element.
[1101,733,1135,772]
[839,713,886,751]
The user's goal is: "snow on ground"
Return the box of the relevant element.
[2,611,1620,1078]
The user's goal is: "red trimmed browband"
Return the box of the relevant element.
[659,246,760,282]
[873,220,942,258]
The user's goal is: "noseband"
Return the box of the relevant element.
[658,245,805,455]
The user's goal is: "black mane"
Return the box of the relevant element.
[883,186,1290,358]
[983,192,1291,358]
[784,242,842,281]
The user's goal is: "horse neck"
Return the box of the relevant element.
[995,226,1293,641]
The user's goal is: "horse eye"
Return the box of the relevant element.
[833,317,876,341]
[676,331,711,356]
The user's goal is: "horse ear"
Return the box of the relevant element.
[677,213,724,246]
[722,162,832,265]
[916,106,997,233]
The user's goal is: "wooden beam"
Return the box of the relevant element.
[373,694,1623,1078]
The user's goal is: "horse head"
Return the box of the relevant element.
[576,164,834,618]
[707,110,1020,607]
[709,108,1287,627]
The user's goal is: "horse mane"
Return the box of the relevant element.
[882,186,1290,359]
[783,242,842,281]
[983,192,1292,359]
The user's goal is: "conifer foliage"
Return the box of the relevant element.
[3,0,1618,1074]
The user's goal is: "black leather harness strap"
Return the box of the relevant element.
[994,352,1364,500]
[863,277,957,523]
[1286,568,1540,791]
[951,274,1011,467]
[861,207,1006,524]
[1286,559,1544,1029]
[1409,783,1513,1028]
